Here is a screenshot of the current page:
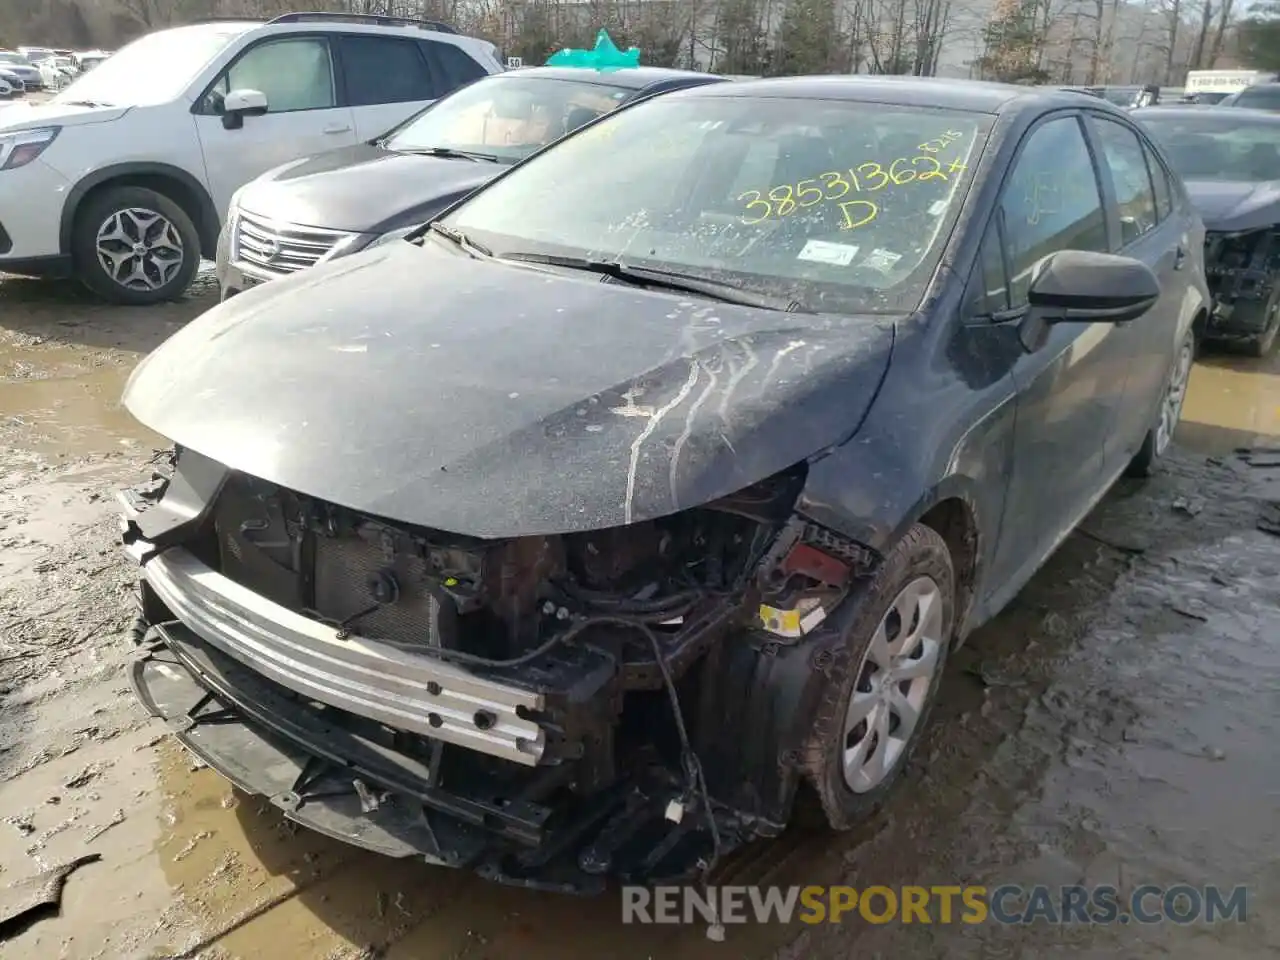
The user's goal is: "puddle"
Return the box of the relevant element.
[0,343,162,457]
[1178,350,1280,453]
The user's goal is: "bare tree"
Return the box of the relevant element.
[1159,0,1181,82]
[1206,0,1234,66]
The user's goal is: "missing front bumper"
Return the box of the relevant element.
[142,547,545,765]
[131,621,743,891]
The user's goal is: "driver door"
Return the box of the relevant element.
[983,113,1133,598]
[193,35,357,217]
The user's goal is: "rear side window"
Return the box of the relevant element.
[340,36,435,106]
[426,40,487,91]
[1093,118,1159,246]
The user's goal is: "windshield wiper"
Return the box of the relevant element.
[427,222,492,258]
[399,146,503,163]
[499,254,806,312]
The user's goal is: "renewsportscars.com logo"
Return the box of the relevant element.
[621,884,1249,926]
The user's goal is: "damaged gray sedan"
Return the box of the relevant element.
[119,77,1207,892]
[1134,106,1280,355]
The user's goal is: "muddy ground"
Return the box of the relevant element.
[0,266,1278,960]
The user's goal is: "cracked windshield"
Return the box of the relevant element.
[0,9,1278,960]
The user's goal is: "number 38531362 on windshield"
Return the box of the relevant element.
[738,134,970,228]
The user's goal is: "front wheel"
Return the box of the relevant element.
[71,186,201,306]
[1128,328,1195,478]
[802,523,953,830]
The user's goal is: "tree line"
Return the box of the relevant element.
[0,0,1260,85]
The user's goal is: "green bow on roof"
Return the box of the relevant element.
[545,29,640,69]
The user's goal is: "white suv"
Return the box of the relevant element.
[0,13,502,304]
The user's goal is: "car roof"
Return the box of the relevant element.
[498,65,720,89]
[662,74,1126,116]
[1134,105,1280,123]
[158,20,261,37]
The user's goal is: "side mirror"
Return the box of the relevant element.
[1020,249,1160,351]
[221,88,268,130]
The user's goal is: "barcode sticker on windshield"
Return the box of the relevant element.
[797,239,859,266]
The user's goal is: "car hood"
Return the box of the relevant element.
[124,242,896,538]
[0,100,129,130]
[1185,179,1280,232]
[237,143,502,234]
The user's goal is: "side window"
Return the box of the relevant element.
[210,38,335,113]
[1000,116,1108,307]
[340,36,434,106]
[425,41,487,92]
[1143,140,1174,221]
[1093,118,1159,246]
[970,223,1010,316]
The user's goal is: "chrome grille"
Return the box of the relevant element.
[233,211,354,278]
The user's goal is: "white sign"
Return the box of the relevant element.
[506,56,523,68]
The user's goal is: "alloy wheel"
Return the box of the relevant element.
[842,575,944,794]
[95,207,185,292]
[1154,338,1194,457]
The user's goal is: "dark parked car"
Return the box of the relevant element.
[121,77,1208,891]
[0,67,23,97]
[0,52,41,90]
[1180,91,1230,105]
[1135,106,1280,354]
[215,65,722,299]
[1220,84,1280,110]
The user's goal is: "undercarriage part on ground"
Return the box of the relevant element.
[121,451,882,886]
[1205,227,1280,335]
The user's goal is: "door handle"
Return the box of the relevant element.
[323,123,352,135]
[1173,246,1187,270]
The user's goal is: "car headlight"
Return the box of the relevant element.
[367,226,421,250]
[314,226,419,265]
[315,231,396,265]
[0,126,59,171]
[316,233,371,264]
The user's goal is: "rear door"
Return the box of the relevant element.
[1083,112,1190,467]
[334,34,443,142]
[193,34,357,217]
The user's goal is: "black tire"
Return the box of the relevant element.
[71,185,201,306]
[801,522,954,831]
[1128,327,1196,478]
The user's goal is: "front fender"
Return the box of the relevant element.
[794,320,1019,637]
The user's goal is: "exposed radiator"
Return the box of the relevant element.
[213,478,443,647]
[312,533,442,647]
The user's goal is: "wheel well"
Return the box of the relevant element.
[918,497,978,644]
[70,173,218,259]
[1191,307,1208,347]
